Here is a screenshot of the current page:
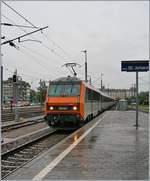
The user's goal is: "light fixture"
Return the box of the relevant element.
[73,106,77,110]
[50,106,54,110]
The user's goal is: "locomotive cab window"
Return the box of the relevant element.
[48,84,80,96]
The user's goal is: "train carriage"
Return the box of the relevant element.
[44,76,115,129]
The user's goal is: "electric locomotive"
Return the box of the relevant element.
[44,76,115,129]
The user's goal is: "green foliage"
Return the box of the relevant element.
[127,91,149,105]
[126,96,136,104]
[29,80,48,104]
[30,89,38,103]
[138,91,149,105]
[37,80,47,104]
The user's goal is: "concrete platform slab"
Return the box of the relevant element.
[4,111,149,180]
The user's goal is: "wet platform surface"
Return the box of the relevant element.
[5,111,149,180]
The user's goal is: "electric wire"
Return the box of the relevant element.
[2,14,67,66]
[2,1,71,60]
[3,37,60,79]
[2,15,67,77]
[2,13,67,64]
[21,45,67,75]
[4,66,40,80]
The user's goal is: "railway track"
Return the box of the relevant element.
[2,107,44,122]
[1,129,71,179]
[2,116,44,132]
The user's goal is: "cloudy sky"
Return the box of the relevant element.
[1,1,149,91]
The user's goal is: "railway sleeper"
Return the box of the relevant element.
[15,153,32,159]
[18,152,33,158]
[2,170,11,174]
[11,155,31,161]
[2,165,17,171]
[24,147,39,153]
[2,170,11,177]
[7,157,26,163]
[31,145,45,150]
[2,160,23,166]
[23,148,32,152]
[2,160,19,166]
[29,148,44,154]
[19,150,32,154]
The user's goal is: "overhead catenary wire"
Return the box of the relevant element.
[2,12,82,81]
[21,44,66,66]
[2,14,36,39]
[21,45,67,75]
[3,66,46,90]
[1,22,40,29]
[4,66,40,80]
[18,48,60,78]
[2,15,68,64]
[2,1,36,28]
[1,26,48,45]
[139,77,149,84]
[3,36,61,79]
[2,36,52,75]
[2,1,71,60]
[2,3,88,80]
[2,29,67,81]
[42,33,71,58]
[2,14,67,65]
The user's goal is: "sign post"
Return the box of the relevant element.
[121,60,149,129]
[135,71,138,129]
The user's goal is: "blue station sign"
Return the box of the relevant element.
[121,60,149,72]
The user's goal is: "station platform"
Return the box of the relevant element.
[5,111,149,180]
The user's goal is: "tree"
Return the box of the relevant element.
[30,89,37,103]
[127,91,149,105]
[138,91,149,105]
[37,80,47,105]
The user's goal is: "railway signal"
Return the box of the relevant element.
[13,74,17,82]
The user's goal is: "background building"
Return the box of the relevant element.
[3,77,31,104]
[102,87,136,99]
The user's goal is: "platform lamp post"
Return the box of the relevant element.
[1,53,3,113]
[100,73,104,112]
[101,73,104,91]
[81,50,88,83]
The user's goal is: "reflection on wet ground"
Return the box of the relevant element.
[5,111,148,180]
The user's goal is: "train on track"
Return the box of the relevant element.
[44,76,116,129]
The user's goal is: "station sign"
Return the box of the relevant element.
[121,60,149,72]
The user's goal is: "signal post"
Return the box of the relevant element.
[13,69,19,121]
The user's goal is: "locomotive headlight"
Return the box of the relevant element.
[49,106,54,110]
[73,106,77,110]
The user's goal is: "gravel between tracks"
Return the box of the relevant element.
[3,122,48,139]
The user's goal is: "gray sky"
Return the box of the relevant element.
[1,1,149,91]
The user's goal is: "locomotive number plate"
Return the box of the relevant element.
[58,107,68,110]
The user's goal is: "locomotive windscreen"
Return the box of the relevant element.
[48,83,80,96]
